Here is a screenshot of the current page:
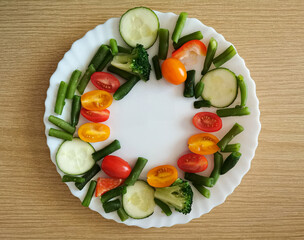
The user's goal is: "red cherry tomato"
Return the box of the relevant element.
[91,72,120,93]
[192,112,222,132]
[95,177,124,197]
[101,155,131,179]
[161,58,187,85]
[80,108,110,122]
[177,153,208,173]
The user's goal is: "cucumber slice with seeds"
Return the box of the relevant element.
[119,7,159,49]
[201,68,238,108]
[56,138,95,175]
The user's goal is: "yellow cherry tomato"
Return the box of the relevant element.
[81,90,113,111]
[161,58,187,85]
[147,165,178,188]
[188,133,220,155]
[78,123,110,143]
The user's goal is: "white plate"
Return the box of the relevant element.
[44,11,261,228]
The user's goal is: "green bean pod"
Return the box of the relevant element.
[92,139,121,162]
[96,52,113,72]
[217,123,244,151]
[77,64,96,94]
[100,186,127,204]
[62,175,85,183]
[194,80,204,99]
[89,45,110,69]
[154,198,172,216]
[201,37,218,75]
[54,81,68,115]
[75,164,101,190]
[113,76,140,100]
[172,12,188,43]
[184,70,195,98]
[222,143,241,152]
[124,157,148,186]
[184,172,214,187]
[109,39,118,56]
[66,70,82,99]
[173,31,203,50]
[152,55,162,80]
[193,99,211,108]
[117,207,129,221]
[107,65,136,81]
[221,152,242,174]
[210,152,223,186]
[213,45,236,68]
[48,128,73,141]
[82,180,97,207]
[158,28,169,60]
[103,199,121,213]
[237,75,247,107]
[117,46,131,54]
[216,107,250,117]
[193,184,210,198]
[48,115,75,134]
[70,95,81,127]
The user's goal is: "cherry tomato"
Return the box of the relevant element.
[80,108,110,122]
[91,72,120,93]
[172,40,207,66]
[95,177,124,197]
[101,155,131,179]
[147,165,178,188]
[78,122,110,142]
[81,90,112,111]
[188,133,220,155]
[193,112,222,132]
[177,153,208,173]
[161,58,187,85]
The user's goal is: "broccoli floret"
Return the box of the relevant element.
[154,178,193,214]
[110,44,151,81]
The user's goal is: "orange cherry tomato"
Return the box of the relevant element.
[81,90,113,111]
[78,123,110,142]
[188,133,220,155]
[147,165,178,188]
[161,58,187,85]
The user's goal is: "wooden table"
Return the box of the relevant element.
[1,0,303,239]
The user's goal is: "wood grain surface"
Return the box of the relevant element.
[0,0,303,239]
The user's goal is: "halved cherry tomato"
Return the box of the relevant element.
[80,108,110,122]
[81,90,112,111]
[188,133,220,155]
[101,155,131,179]
[95,177,124,197]
[161,58,187,85]
[91,72,120,93]
[78,122,110,142]
[177,153,208,173]
[172,40,207,66]
[193,112,222,132]
[147,165,178,188]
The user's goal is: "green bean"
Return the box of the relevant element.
[109,39,118,56]
[103,199,121,213]
[202,37,218,75]
[113,76,140,100]
[62,175,85,183]
[89,45,110,69]
[216,107,250,117]
[194,99,211,108]
[237,75,247,107]
[194,80,204,99]
[70,95,81,127]
[222,143,241,152]
[184,70,195,98]
[193,184,210,198]
[217,123,244,151]
[210,152,223,186]
[54,81,68,115]
[213,45,236,68]
[117,207,129,221]
[96,52,113,72]
[92,139,121,162]
[173,31,203,50]
[100,186,126,204]
[77,64,96,94]
[158,28,169,60]
[154,198,172,216]
[221,152,242,174]
[124,157,148,186]
[152,55,162,80]
[172,12,188,43]
[107,65,135,81]
[48,115,75,134]
[184,172,214,187]
[75,164,101,190]
[48,128,73,141]
[82,180,97,207]
[66,70,82,99]
[117,45,131,54]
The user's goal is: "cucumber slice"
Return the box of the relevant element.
[122,180,155,219]
[201,68,238,108]
[119,7,159,49]
[56,138,95,175]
